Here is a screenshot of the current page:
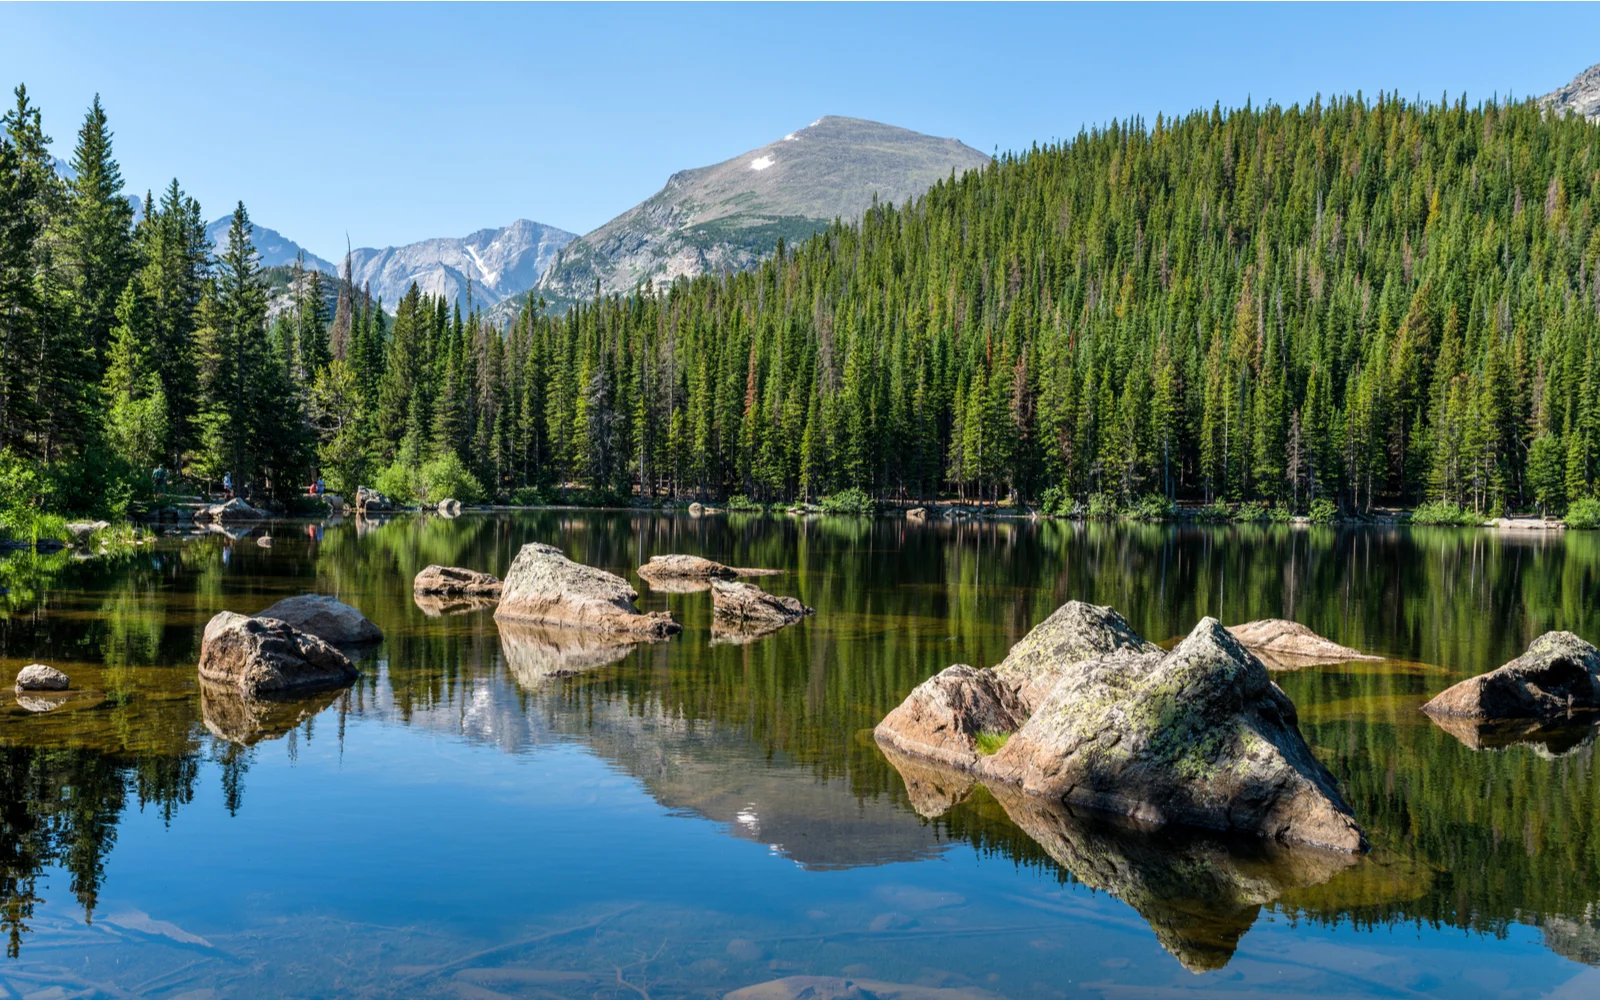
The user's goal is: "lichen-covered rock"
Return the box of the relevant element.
[1226,619,1380,670]
[193,497,269,522]
[254,595,382,645]
[14,664,68,691]
[1422,632,1600,719]
[873,664,1029,770]
[494,542,680,637]
[636,554,738,581]
[982,617,1366,852]
[710,579,813,632]
[413,564,502,597]
[497,621,643,687]
[198,611,358,698]
[992,600,1161,711]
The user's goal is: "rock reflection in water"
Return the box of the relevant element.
[1424,712,1600,757]
[882,748,1355,972]
[200,681,344,746]
[412,593,498,617]
[496,621,647,687]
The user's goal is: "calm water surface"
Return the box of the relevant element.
[2,512,1599,998]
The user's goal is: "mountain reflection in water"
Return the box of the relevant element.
[0,512,1598,996]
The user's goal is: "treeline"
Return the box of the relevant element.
[7,85,1600,517]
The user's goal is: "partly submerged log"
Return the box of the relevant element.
[494,542,679,637]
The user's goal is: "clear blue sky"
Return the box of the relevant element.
[8,2,1599,260]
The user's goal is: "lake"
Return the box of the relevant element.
[1,512,1599,999]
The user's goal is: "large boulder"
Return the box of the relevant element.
[873,665,1028,770]
[1422,631,1600,719]
[687,502,705,516]
[992,600,1161,711]
[982,618,1366,852]
[14,664,68,691]
[354,485,393,514]
[1227,619,1380,670]
[493,542,680,637]
[253,595,383,645]
[636,554,737,581]
[65,520,109,539]
[193,497,269,522]
[413,565,502,597]
[709,579,813,633]
[437,498,462,517]
[198,611,358,698]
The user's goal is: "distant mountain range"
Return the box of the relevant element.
[531,116,992,312]
[342,219,574,310]
[203,217,339,274]
[1543,61,1600,121]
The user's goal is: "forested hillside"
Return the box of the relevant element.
[5,84,1600,521]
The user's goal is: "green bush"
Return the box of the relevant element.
[1127,493,1175,521]
[1039,484,1069,516]
[1196,501,1232,522]
[419,452,485,505]
[726,494,764,512]
[1235,501,1269,522]
[1086,492,1118,519]
[1412,500,1483,526]
[1308,497,1339,524]
[819,487,876,515]
[372,462,418,504]
[1268,504,1294,522]
[1565,496,1600,529]
[509,486,550,506]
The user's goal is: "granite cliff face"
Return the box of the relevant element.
[532,116,991,310]
[1543,62,1600,122]
[344,218,575,311]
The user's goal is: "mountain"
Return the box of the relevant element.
[1543,62,1600,121]
[343,219,575,310]
[531,116,991,311]
[204,216,339,274]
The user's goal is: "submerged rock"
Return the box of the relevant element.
[497,620,643,687]
[637,554,737,581]
[1226,619,1380,670]
[193,497,269,522]
[198,611,358,698]
[201,681,343,745]
[992,600,1160,711]
[983,618,1366,852]
[1422,632,1600,720]
[710,579,813,635]
[494,542,680,637]
[14,664,68,691]
[254,594,382,645]
[413,564,503,597]
[873,665,1028,770]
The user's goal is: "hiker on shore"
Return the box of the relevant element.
[222,472,233,500]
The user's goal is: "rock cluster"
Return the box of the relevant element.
[413,565,503,597]
[1422,631,1600,720]
[355,486,393,514]
[198,612,359,698]
[254,595,383,646]
[874,601,1366,853]
[494,542,679,637]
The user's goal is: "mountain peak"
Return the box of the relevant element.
[1542,62,1600,121]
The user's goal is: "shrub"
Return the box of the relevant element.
[1235,501,1269,522]
[1128,493,1175,521]
[1039,484,1069,516]
[372,462,418,504]
[419,452,485,505]
[819,487,876,515]
[1565,496,1600,529]
[1267,504,1294,522]
[1412,500,1483,526]
[1308,497,1339,524]
[1196,501,1232,522]
[1086,492,1118,520]
[509,486,550,506]
[726,494,764,512]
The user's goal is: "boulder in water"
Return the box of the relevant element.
[354,485,393,514]
[193,497,269,522]
[437,498,462,516]
[992,600,1160,711]
[413,564,502,597]
[255,535,273,547]
[1422,631,1600,720]
[65,520,109,539]
[254,595,382,645]
[637,554,737,581]
[688,502,705,516]
[14,664,68,692]
[906,507,928,520]
[1226,619,1379,670]
[982,618,1366,852]
[493,542,680,637]
[873,664,1028,770]
[198,611,357,698]
[710,579,813,634]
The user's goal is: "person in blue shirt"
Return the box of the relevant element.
[222,472,233,499]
